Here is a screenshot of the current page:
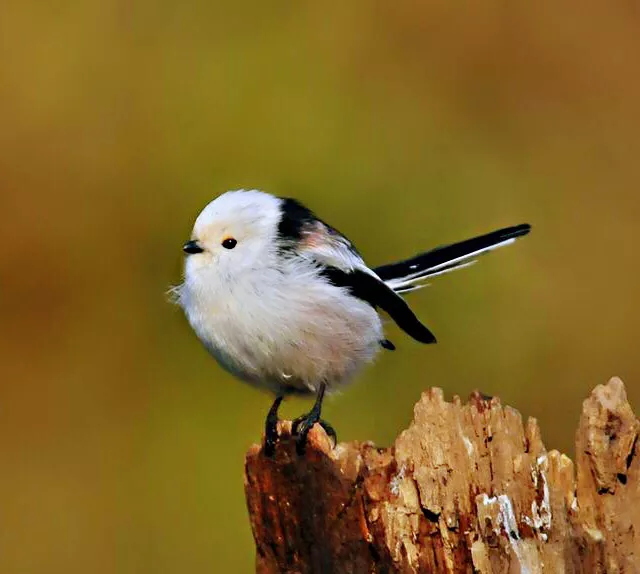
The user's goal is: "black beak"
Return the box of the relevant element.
[183,240,204,255]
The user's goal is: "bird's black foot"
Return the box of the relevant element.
[263,395,284,457]
[292,416,337,453]
[291,383,333,455]
[291,412,318,455]
[317,419,337,446]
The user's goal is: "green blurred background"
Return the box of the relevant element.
[2,2,639,572]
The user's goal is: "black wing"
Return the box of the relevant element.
[320,267,437,344]
[275,197,435,344]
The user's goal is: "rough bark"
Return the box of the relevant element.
[244,377,639,573]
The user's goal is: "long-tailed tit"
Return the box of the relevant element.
[174,189,530,455]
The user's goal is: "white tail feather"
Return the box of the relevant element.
[394,284,426,294]
[385,260,478,292]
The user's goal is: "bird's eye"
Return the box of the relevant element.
[222,237,237,249]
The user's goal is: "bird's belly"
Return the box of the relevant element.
[188,288,383,395]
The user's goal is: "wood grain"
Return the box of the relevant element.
[245,377,639,573]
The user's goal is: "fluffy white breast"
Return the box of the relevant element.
[184,258,382,394]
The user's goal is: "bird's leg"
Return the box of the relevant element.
[292,383,336,454]
[263,394,284,457]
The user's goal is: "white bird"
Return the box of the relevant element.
[174,189,530,455]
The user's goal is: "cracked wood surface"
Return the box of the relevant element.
[244,377,639,573]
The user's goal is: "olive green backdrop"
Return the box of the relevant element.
[1,2,639,572]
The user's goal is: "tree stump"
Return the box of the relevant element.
[244,377,639,573]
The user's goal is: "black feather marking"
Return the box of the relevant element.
[320,267,437,344]
[380,339,396,350]
[277,197,362,258]
[277,198,316,243]
[374,223,531,282]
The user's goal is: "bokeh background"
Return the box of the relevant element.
[2,2,639,572]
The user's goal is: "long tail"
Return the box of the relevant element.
[375,224,531,293]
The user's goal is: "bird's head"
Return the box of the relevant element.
[182,189,283,281]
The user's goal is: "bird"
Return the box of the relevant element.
[174,189,531,455]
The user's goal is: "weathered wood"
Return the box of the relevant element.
[245,377,639,573]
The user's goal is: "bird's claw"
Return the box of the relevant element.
[292,415,337,455]
[318,419,338,446]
